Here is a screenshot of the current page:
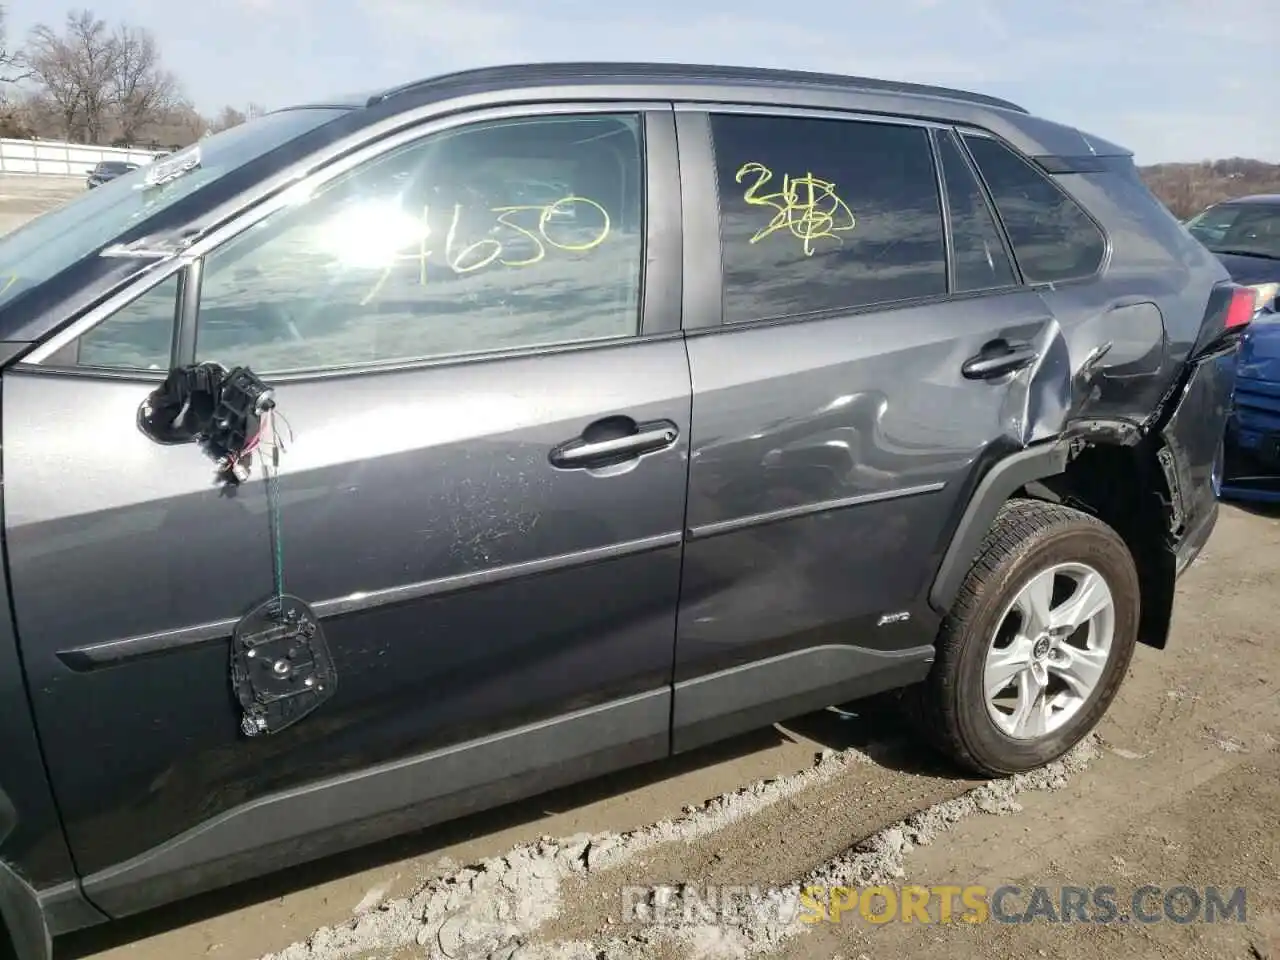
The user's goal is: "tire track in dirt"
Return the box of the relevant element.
[537,735,982,946]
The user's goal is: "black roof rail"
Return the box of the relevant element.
[367,61,1030,114]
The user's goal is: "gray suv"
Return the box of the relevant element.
[0,63,1254,960]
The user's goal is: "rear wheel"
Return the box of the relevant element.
[907,498,1140,776]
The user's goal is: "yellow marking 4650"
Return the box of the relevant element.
[360,196,611,306]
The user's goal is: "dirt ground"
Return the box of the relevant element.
[1,178,1276,960]
[0,175,83,234]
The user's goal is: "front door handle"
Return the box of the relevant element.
[961,339,1039,380]
[549,417,678,469]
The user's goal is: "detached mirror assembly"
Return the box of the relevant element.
[135,362,337,735]
[138,362,276,483]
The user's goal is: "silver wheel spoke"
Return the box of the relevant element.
[1050,571,1111,632]
[1014,568,1055,635]
[984,634,1033,699]
[1008,668,1048,738]
[1052,645,1109,698]
[1046,689,1074,712]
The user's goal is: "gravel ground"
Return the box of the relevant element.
[0,178,1274,960]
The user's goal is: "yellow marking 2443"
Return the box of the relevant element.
[736,162,856,255]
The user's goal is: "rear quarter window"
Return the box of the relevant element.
[961,134,1107,284]
[935,130,1018,293]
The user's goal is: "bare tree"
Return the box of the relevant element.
[26,10,117,141]
[1141,158,1280,220]
[166,99,208,143]
[208,104,247,133]
[206,101,269,133]
[0,88,52,138]
[109,23,178,142]
[24,10,185,144]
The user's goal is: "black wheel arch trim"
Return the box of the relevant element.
[0,861,50,960]
[928,440,1071,615]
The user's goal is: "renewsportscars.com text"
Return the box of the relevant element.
[620,883,1248,926]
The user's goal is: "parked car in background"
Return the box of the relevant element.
[0,62,1254,960]
[1185,195,1280,500]
[84,160,139,189]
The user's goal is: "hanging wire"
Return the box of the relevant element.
[254,408,294,610]
[266,449,284,603]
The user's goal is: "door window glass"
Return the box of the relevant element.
[195,114,645,373]
[70,274,178,370]
[710,112,946,323]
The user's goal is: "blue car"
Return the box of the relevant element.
[1184,194,1280,501]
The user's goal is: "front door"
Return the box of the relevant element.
[2,104,689,915]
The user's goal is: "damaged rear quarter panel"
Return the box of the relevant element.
[1012,294,1171,449]
[1026,164,1232,438]
[1004,163,1234,565]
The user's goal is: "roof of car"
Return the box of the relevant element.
[301,61,1030,115]
[1220,194,1280,206]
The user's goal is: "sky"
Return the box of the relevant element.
[6,0,1278,165]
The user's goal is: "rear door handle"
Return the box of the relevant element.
[549,417,678,469]
[961,339,1039,380]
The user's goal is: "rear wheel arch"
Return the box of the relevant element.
[928,440,1072,615]
[1020,440,1178,651]
[931,435,1178,651]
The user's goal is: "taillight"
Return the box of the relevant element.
[1190,281,1261,359]
[1223,285,1256,330]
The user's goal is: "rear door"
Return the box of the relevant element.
[2,103,689,915]
[669,108,1066,750]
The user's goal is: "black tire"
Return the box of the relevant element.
[906,497,1140,777]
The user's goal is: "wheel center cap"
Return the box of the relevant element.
[1032,636,1052,660]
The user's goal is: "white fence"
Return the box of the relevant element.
[0,138,165,178]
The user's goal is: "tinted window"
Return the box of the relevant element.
[1185,202,1280,260]
[72,274,178,370]
[936,131,1017,292]
[962,134,1106,284]
[195,114,644,373]
[711,113,946,323]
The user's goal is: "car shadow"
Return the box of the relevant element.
[53,691,968,958]
[1221,496,1280,519]
[781,693,977,777]
[1232,502,1280,519]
